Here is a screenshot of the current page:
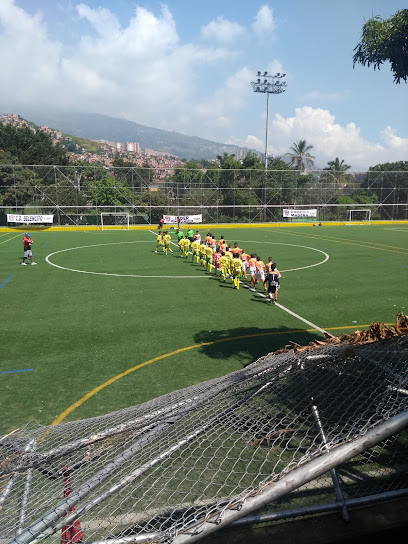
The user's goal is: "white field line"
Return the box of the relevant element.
[151,230,333,337]
[383,228,408,232]
[240,283,334,337]
[45,240,208,279]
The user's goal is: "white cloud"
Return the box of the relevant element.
[77,3,121,36]
[195,67,253,119]
[201,16,245,43]
[381,126,408,153]
[235,107,408,170]
[0,0,63,104]
[252,5,276,36]
[270,106,408,170]
[0,2,406,170]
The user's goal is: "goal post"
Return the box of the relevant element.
[347,209,371,225]
[100,212,130,230]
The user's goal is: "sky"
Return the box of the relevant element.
[0,0,407,170]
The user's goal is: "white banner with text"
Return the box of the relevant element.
[283,209,317,218]
[7,214,54,224]
[163,215,202,224]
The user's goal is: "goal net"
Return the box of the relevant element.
[1,316,407,544]
[100,212,130,230]
[347,209,371,225]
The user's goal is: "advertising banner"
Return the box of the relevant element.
[163,215,202,224]
[7,214,54,224]
[282,209,317,218]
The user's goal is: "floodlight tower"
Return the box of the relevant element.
[251,71,287,169]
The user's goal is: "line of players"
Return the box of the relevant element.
[155,229,281,305]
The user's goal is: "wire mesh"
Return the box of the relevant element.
[1,167,408,225]
[1,332,408,544]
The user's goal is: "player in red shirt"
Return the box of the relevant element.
[22,233,37,265]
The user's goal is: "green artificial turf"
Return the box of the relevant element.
[0,224,407,434]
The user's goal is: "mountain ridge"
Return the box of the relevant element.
[16,109,252,160]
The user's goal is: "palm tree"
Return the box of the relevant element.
[324,157,351,173]
[322,157,352,183]
[285,140,315,170]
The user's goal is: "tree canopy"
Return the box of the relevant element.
[285,140,315,171]
[0,123,69,165]
[353,9,408,84]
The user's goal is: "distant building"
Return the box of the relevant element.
[126,142,141,154]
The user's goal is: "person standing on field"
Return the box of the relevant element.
[162,231,173,255]
[186,227,195,242]
[265,263,281,304]
[21,233,37,265]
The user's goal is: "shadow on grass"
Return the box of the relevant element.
[193,325,321,367]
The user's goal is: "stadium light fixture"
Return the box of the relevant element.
[250,71,287,169]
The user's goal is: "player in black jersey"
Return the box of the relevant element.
[265,263,281,304]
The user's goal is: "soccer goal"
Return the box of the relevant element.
[347,209,371,225]
[100,212,130,230]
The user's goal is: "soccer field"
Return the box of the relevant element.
[1,223,407,435]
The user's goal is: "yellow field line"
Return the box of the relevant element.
[0,233,22,245]
[51,322,393,425]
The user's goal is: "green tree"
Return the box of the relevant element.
[216,153,241,170]
[0,124,69,165]
[241,151,264,170]
[285,140,315,170]
[353,9,408,83]
[321,157,352,184]
[135,190,170,223]
[88,177,132,206]
[111,157,152,189]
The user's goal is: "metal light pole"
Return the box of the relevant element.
[251,71,287,169]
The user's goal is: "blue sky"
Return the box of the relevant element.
[0,0,407,169]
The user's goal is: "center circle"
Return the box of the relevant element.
[45,240,329,277]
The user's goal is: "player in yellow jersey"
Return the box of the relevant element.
[230,253,243,289]
[162,231,173,255]
[219,252,229,281]
[205,244,214,272]
[199,243,207,266]
[224,247,233,276]
[155,232,164,253]
[191,239,200,262]
[180,236,191,258]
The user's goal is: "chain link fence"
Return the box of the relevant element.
[1,166,407,226]
[1,318,407,544]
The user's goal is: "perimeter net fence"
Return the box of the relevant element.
[1,166,407,226]
[1,318,408,544]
